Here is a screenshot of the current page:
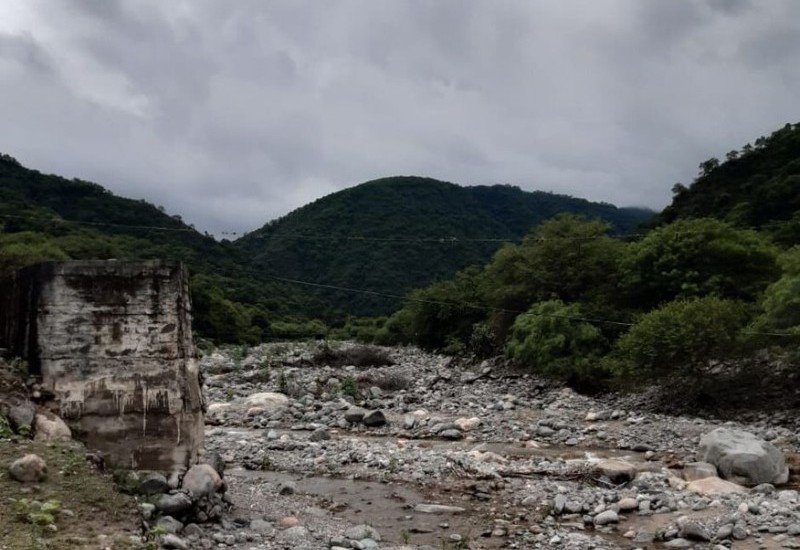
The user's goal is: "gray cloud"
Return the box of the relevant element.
[0,0,798,235]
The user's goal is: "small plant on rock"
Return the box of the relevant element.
[340,376,361,400]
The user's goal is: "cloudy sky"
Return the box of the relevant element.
[0,1,798,236]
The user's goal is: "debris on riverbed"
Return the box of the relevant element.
[182,341,800,549]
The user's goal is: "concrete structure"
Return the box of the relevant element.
[0,260,204,470]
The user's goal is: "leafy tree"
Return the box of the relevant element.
[0,232,68,276]
[483,214,626,338]
[505,300,608,389]
[609,297,750,381]
[190,275,262,344]
[749,247,800,338]
[386,266,486,350]
[620,218,779,310]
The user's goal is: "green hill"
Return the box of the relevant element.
[659,122,800,244]
[0,154,316,343]
[235,176,653,315]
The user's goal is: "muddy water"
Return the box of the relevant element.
[228,467,507,548]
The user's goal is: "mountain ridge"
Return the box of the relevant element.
[235,176,654,315]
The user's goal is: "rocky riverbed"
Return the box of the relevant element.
[176,342,800,549]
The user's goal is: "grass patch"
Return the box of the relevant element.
[0,441,140,549]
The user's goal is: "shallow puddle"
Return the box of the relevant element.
[228,467,508,548]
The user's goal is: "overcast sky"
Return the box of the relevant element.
[1,1,798,236]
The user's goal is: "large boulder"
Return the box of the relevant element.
[181,463,223,499]
[7,400,35,433]
[244,392,289,412]
[362,410,387,427]
[686,476,746,496]
[698,428,788,486]
[593,459,637,483]
[9,453,47,482]
[33,412,71,442]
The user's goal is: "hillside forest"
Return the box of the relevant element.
[1,122,799,399]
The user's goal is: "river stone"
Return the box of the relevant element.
[344,408,366,423]
[344,524,381,542]
[181,464,223,498]
[160,534,189,550]
[362,410,387,427]
[139,472,168,495]
[594,510,619,525]
[440,429,463,440]
[9,453,47,482]
[7,399,35,433]
[594,459,637,483]
[679,519,711,541]
[156,492,193,515]
[156,515,184,534]
[414,504,466,514]
[686,476,746,496]
[698,427,788,485]
[453,417,481,432]
[203,452,225,477]
[244,392,289,411]
[682,462,718,481]
[276,525,310,545]
[33,413,71,442]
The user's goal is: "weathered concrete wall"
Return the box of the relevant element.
[0,260,204,470]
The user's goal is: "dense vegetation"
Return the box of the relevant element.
[0,157,649,342]
[235,176,653,316]
[363,124,800,397]
[0,154,319,343]
[2,121,799,401]
[660,122,800,244]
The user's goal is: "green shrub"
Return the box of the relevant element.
[620,218,780,309]
[610,296,749,381]
[505,300,608,388]
[748,248,800,345]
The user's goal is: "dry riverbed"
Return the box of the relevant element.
[187,342,800,549]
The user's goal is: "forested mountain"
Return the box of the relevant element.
[0,154,318,343]
[234,177,653,315]
[660,122,800,244]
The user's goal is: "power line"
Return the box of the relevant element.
[0,213,197,233]
[267,274,800,338]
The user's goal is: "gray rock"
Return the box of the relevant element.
[156,515,184,534]
[138,472,168,495]
[362,410,387,427]
[682,462,717,481]
[439,429,463,440]
[156,492,193,515]
[275,525,310,545]
[7,400,35,433]
[344,524,381,541]
[593,459,637,483]
[33,413,71,442]
[553,495,566,514]
[414,504,466,514]
[593,510,619,526]
[9,453,47,482]
[679,520,711,541]
[182,523,203,537]
[278,481,296,495]
[160,534,189,549]
[181,464,223,499]
[344,408,366,424]
[663,539,692,549]
[697,427,788,485]
[250,518,273,534]
[203,452,225,478]
[309,427,330,441]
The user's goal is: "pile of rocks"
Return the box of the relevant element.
[194,342,800,549]
[136,458,231,549]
